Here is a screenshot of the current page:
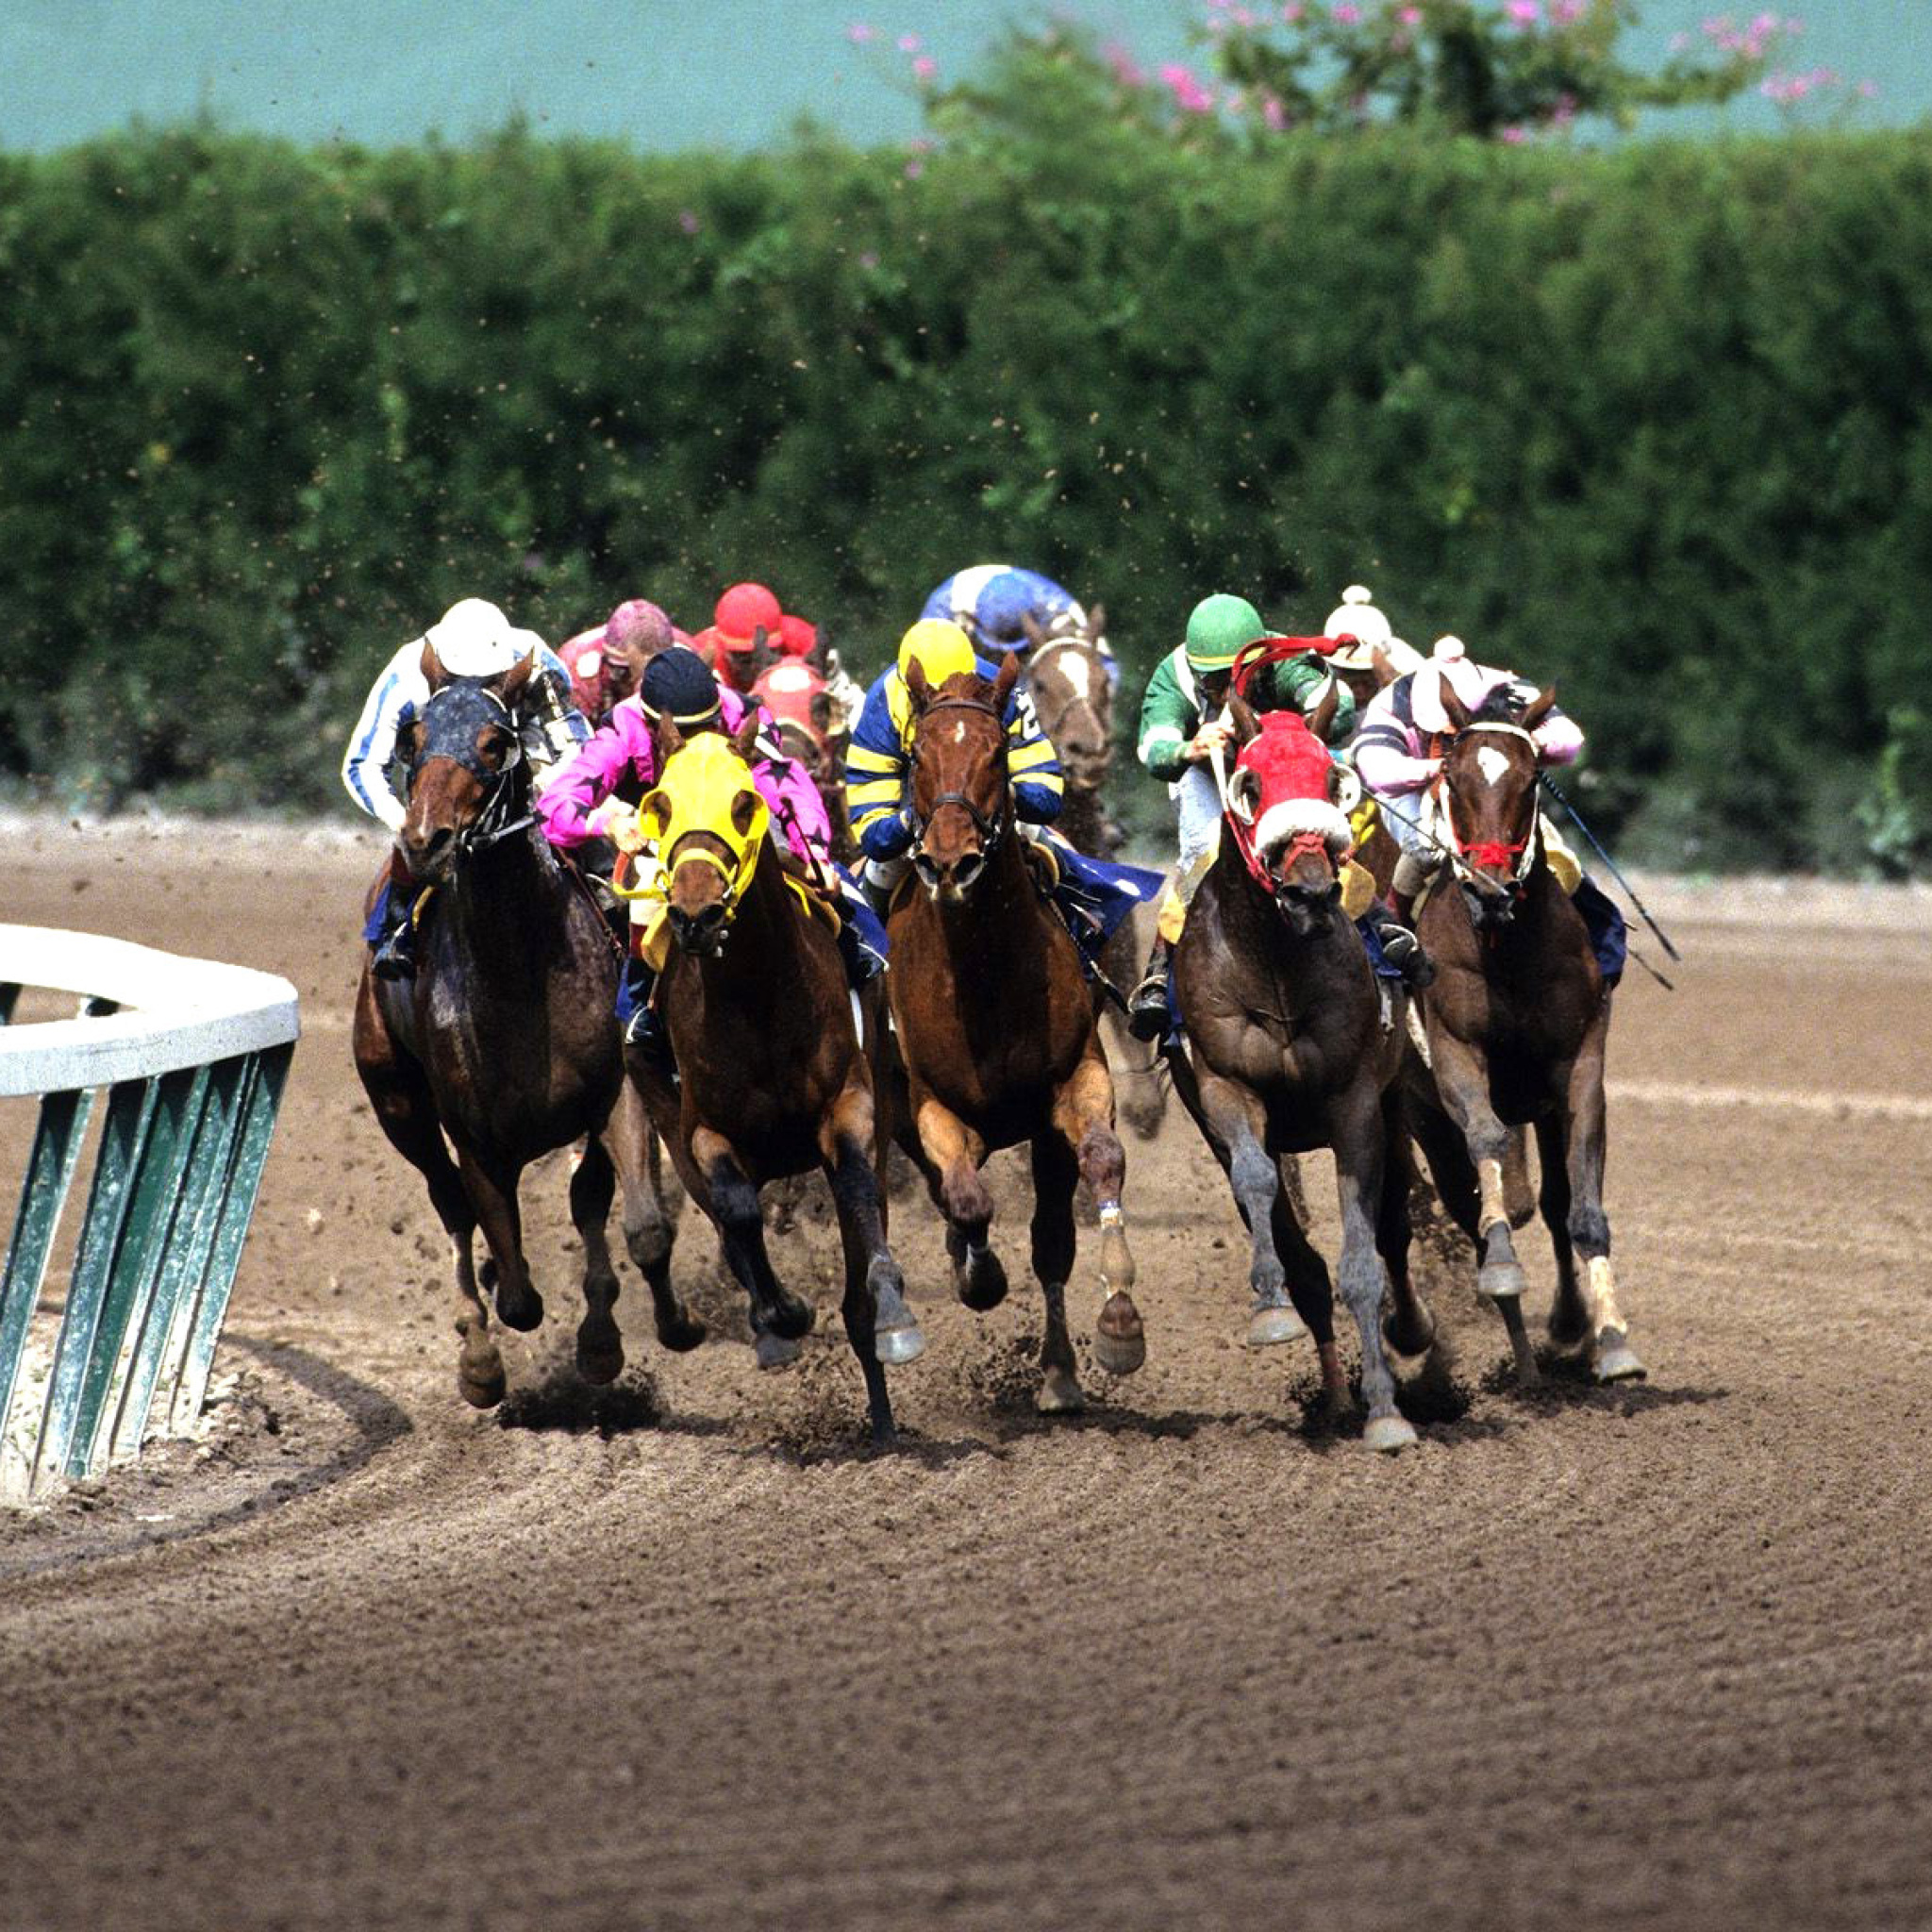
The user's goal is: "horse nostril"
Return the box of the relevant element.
[952,855,984,893]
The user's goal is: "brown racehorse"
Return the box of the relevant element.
[624,716,924,1443]
[887,655,1145,1414]
[1400,683,1645,1387]
[1163,694,1431,1451]
[1023,616,1166,1141]
[354,645,703,1409]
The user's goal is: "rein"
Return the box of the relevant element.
[1432,722,1540,893]
[908,694,1010,853]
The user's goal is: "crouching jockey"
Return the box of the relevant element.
[845,620,1160,966]
[1354,636,1627,982]
[1130,594,1413,1041]
[344,598,587,980]
[921,565,1119,689]
[539,645,878,1052]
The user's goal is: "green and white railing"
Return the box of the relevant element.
[1,925,299,1501]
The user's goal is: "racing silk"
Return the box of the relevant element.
[537,686,832,867]
[920,565,1116,685]
[1353,668,1583,799]
[1135,645,1352,785]
[557,626,628,725]
[844,657,1063,861]
[341,635,585,835]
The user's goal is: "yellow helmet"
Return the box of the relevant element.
[896,619,977,691]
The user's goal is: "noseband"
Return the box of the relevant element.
[908,695,1010,852]
[408,679,535,857]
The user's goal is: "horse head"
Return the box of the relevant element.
[1223,692,1357,938]
[640,714,767,957]
[1022,616,1112,795]
[904,651,1020,902]
[398,642,537,885]
[1436,680,1557,930]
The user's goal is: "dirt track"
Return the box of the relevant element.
[4,822,1931,1932]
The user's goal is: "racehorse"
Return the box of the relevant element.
[353,644,702,1409]
[1021,610,1167,1140]
[1401,681,1645,1387]
[885,654,1145,1414]
[624,715,924,1443]
[1163,693,1430,1451]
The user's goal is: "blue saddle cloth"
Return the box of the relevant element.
[1046,845,1166,974]
[1574,874,1627,986]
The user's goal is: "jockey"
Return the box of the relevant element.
[343,597,587,980]
[1125,594,1359,1039]
[845,618,1063,912]
[1354,636,1623,979]
[1321,585,1424,742]
[774,608,869,740]
[557,598,676,726]
[921,565,1118,688]
[538,644,847,1049]
[691,581,784,697]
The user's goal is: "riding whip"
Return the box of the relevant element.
[1537,775,1682,963]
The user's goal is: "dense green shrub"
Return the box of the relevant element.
[1,120,1929,869]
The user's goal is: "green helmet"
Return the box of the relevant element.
[1184,593,1266,676]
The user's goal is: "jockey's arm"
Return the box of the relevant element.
[341,644,418,835]
[1135,650,1196,784]
[845,679,914,859]
[748,707,835,865]
[1007,685,1064,826]
[1511,682,1584,766]
[537,712,641,850]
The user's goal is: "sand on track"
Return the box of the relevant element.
[3,820,1929,1932]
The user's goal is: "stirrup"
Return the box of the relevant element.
[1125,974,1172,1043]
[371,930,416,981]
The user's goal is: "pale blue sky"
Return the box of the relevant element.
[2,0,1925,152]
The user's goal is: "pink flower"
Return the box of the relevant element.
[1282,2,1305,21]
[1398,5,1423,22]
[912,55,937,80]
[1332,1,1361,22]
[1261,94,1289,129]
[1499,125,1529,142]
[904,157,925,179]
[845,22,874,43]
[1158,61,1217,113]
[1507,1,1540,26]
[1103,41,1146,86]
[1550,0,1585,20]
[676,209,700,235]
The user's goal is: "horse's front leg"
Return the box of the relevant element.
[455,1147,542,1334]
[1330,1084,1418,1453]
[821,1077,924,1447]
[1375,1090,1436,1359]
[1557,1024,1645,1384]
[606,1076,704,1355]
[568,1134,625,1385]
[912,1093,1006,1311]
[1050,1046,1144,1380]
[1426,1026,1539,1385]
[690,1125,814,1365]
[1195,1062,1301,1351]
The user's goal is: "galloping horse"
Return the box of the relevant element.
[1164,695,1430,1451]
[354,644,702,1408]
[1401,682,1645,1386]
[1022,612,1166,1141]
[624,716,924,1443]
[886,655,1144,1413]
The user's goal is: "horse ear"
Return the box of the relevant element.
[992,651,1021,712]
[749,625,772,678]
[639,789,670,837]
[904,658,932,709]
[420,638,447,690]
[1085,602,1106,638]
[808,690,836,738]
[1020,611,1046,649]
[1438,680,1473,733]
[1225,689,1261,747]
[730,709,761,761]
[1521,683,1557,733]
[730,790,758,837]
[1227,764,1260,824]
[1307,676,1340,745]
[499,649,536,708]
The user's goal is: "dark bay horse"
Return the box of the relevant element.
[354,644,702,1408]
[887,655,1144,1414]
[1401,683,1645,1386]
[1023,616,1166,1141]
[1164,696,1433,1452]
[624,716,924,1443]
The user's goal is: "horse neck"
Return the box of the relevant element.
[1213,836,1345,1016]
[1055,784,1108,857]
[929,813,1047,974]
[444,821,569,974]
[691,839,815,994]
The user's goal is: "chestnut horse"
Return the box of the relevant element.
[1401,683,1645,1386]
[888,655,1144,1414]
[625,716,924,1443]
[1163,695,1431,1451]
[354,645,702,1409]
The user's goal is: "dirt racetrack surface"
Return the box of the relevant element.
[4,820,1930,1932]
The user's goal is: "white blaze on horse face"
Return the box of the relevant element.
[1476,745,1511,788]
[952,721,967,744]
[1058,649,1095,703]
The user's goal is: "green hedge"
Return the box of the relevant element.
[2,120,1930,869]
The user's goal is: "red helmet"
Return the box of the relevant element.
[713,582,782,649]
[776,613,818,659]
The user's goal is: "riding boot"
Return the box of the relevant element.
[617,957,671,1061]
[1367,905,1436,992]
[1126,933,1174,1042]
[371,880,422,981]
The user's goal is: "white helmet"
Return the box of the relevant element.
[424,598,520,677]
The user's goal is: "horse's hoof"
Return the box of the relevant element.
[575,1330,624,1387]
[1382,1307,1436,1358]
[955,1249,1008,1312]
[1593,1329,1647,1383]
[874,1319,927,1366]
[656,1312,708,1354]
[1092,1292,1146,1376]
[458,1360,506,1409]
[1362,1412,1419,1455]
[1246,1305,1309,1349]
[767,1291,816,1341]
[1036,1370,1085,1416]
[1478,1259,1527,1304]
[754,1332,803,1371]
[1547,1314,1591,1357]
[494,1285,544,1333]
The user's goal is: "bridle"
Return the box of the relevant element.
[1434,721,1541,895]
[908,693,1010,856]
[407,678,536,859]
[1025,635,1110,783]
